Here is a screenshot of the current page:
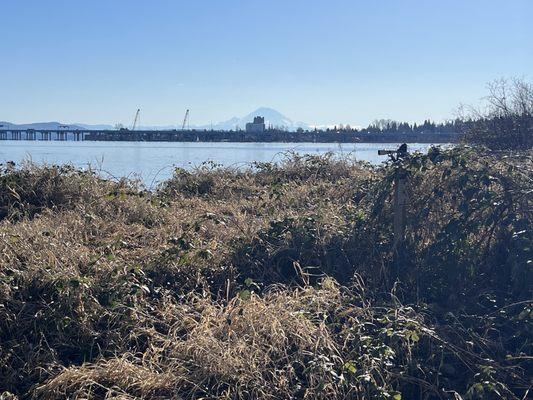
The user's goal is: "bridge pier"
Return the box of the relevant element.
[57,131,68,140]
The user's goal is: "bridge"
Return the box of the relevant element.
[0,129,86,141]
[0,128,462,143]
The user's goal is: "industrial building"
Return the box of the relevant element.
[245,116,265,133]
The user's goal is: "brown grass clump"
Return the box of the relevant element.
[0,150,531,399]
[36,286,343,399]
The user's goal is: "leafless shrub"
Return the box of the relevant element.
[461,78,533,149]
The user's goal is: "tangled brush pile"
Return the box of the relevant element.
[0,148,531,399]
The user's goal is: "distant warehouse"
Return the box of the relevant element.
[246,116,265,133]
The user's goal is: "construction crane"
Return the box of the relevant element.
[132,108,141,131]
[181,109,190,130]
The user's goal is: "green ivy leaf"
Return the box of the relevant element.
[343,361,357,374]
[244,278,254,287]
[238,289,252,300]
[406,330,420,342]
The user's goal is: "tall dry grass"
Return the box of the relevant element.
[0,149,531,399]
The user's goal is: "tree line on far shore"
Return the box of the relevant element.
[310,78,532,150]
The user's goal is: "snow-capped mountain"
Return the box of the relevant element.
[195,108,309,131]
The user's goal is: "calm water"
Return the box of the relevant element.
[1,141,444,187]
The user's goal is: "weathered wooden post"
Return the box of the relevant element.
[392,164,408,251]
[378,144,409,259]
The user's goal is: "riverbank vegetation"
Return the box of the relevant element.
[461,78,533,150]
[318,78,533,149]
[0,144,531,399]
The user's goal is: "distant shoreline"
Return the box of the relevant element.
[86,130,461,144]
[0,130,461,143]
[0,129,460,144]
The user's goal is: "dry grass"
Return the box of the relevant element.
[35,285,344,399]
[0,150,531,399]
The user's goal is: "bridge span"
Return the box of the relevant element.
[0,129,85,141]
[0,128,461,144]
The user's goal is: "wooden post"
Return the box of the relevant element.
[378,144,409,255]
[393,169,407,252]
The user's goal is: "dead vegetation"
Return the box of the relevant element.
[0,149,531,399]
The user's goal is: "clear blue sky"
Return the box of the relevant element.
[1,0,531,127]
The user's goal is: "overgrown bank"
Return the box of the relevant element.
[0,147,531,399]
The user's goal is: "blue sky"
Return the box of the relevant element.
[1,0,531,127]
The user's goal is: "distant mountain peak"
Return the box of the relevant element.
[198,107,308,131]
[250,107,284,115]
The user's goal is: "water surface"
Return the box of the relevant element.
[1,141,444,187]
